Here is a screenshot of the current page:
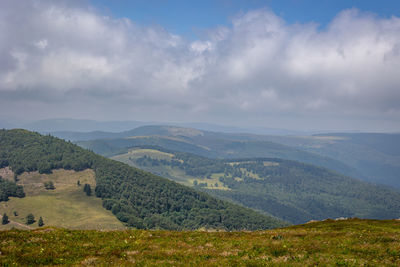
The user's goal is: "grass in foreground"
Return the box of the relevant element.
[0,219,399,266]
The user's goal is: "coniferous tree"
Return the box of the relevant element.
[0,176,25,201]
[83,184,91,196]
[38,216,44,227]
[2,213,9,225]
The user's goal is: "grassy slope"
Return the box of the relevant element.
[0,219,399,266]
[0,169,125,230]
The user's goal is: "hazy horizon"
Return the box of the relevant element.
[2,117,399,135]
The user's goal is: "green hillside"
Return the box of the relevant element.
[112,147,400,224]
[0,129,285,230]
[1,219,399,266]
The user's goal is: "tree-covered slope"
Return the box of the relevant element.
[236,133,400,189]
[114,146,400,224]
[0,129,285,230]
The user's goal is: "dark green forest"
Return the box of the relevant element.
[127,147,400,224]
[0,176,25,201]
[0,129,285,230]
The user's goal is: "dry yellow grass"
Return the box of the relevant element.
[0,169,125,230]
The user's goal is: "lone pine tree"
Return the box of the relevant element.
[83,184,91,196]
[2,213,9,225]
[38,216,44,227]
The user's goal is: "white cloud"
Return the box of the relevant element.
[34,39,48,50]
[0,1,399,130]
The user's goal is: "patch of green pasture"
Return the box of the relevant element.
[124,148,174,160]
[113,152,230,190]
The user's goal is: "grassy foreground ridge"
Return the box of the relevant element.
[1,219,399,266]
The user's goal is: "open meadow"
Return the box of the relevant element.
[1,219,399,266]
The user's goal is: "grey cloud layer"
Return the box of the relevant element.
[1,1,400,128]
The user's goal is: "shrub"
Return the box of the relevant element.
[26,213,35,225]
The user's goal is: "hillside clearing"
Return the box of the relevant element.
[0,169,125,230]
[112,150,231,190]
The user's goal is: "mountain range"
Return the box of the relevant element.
[0,129,284,230]
[1,123,399,230]
[66,125,400,188]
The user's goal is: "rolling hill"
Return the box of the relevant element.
[0,129,285,230]
[70,126,400,189]
[75,125,357,178]
[111,146,400,224]
[256,133,400,188]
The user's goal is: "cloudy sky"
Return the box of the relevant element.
[1,0,400,132]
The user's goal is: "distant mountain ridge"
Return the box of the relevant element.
[74,125,358,179]
[23,118,150,133]
[56,125,400,189]
[19,118,307,135]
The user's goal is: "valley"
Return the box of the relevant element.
[70,126,400,189]
[0,129,285,230]
[1,126,399,265]
[111,147,400,224]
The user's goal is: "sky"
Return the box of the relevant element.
[1,0,400,132]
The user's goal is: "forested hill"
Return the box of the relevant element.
[0,129,285,230]
[112,147,400,224]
